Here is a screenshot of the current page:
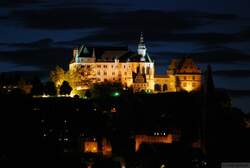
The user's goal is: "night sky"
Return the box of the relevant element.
[1,0,250,112]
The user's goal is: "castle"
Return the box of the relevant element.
[69,33,202,93]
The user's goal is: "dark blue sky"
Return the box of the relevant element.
[1,0,250,112]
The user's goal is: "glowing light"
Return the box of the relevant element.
[183,82,193,92]
[135,134,173,151]
[112,92,120,97]
[42,94,49,98]
[84,141,98,153]
[111,107,117,112]
[76,86,83,90]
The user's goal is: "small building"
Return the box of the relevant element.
[135,134,173,152]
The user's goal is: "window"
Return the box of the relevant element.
[183,82,187,87]
[193,76,195,80]
[154,84,161,91]
[97,70,101,75]
[192,83,196,87]
[124,72,127,75]
[103,65,108,68]
[184,76,187,80]
[124,65,126,68]
[163,84,168,91]
[97,65,101,68]
[112,72,115,75]
[104,71,107,75]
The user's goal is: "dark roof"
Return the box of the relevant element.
[167,57,201,74]
[77,45,152,62]
[78,45,129,60]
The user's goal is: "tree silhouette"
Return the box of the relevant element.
[59,81,72,95]
[31,77,44,95]
[44,81,57,96]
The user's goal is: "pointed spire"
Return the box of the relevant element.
[83,46,89,54]
[139,32,144,44]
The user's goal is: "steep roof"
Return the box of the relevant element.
[76,45,152,62]
[176,57,201,74]
[167,57,201,74]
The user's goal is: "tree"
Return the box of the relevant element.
[59,81,72,95]
[31,77,44,96]
[50,65,65,88]
[44,81,57,96]
[66,65,95,90]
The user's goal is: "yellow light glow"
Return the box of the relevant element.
[183,82,193,92]
[84,141,98,153]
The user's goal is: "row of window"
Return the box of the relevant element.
[96,71,128,76]
[96,78,124,82]
[182,82,196,87]
[179,76,199,80]
[96,64,129,69]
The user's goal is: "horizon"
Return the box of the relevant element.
[1,0,250,112]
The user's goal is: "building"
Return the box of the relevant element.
[69,33,201,93]
[135,134,173,152]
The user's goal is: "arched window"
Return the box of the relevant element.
[154,84,161,91]
[163,84,168,91]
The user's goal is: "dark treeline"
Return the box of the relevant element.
[0,88,249,168]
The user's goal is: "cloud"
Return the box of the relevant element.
[213,70,250,78]
[0,47,72,70]
[82,10,238,43]
[154,48,250,64]
[6,38,54,49]
[225,89,250,97]
[2,4,244,45]
[5,7,237,32]
[9,7,107,29]
[0,0,42,7]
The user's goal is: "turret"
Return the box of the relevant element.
[73,47,79,62]
[137,32,147,61]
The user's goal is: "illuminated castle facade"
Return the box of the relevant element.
[69,33,202,93]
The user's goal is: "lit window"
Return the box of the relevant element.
[183,82,187,87]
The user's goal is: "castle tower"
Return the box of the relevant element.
[137,32,147,61]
